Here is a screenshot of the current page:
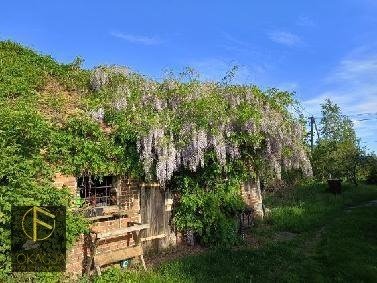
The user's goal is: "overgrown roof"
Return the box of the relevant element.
[0,40,312,184]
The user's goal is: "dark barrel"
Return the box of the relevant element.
[327,179,342,194]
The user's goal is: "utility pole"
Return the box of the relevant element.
[313,118,320,141]
[310,116,314,152]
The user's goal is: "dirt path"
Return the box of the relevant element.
[345,199,377,210]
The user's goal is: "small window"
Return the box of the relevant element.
[77,176,117,207]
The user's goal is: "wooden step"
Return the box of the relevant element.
[94,245,143,266]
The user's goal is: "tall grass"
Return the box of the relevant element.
[85,183,377,283]
[263,182,377,233]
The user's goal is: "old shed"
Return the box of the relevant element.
[54,173,178,276]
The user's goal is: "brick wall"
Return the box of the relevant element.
[60,175,142,277]
[92,218,135,253]
[119,179,141,217]
[54,173,77,196]
[66,235,86,276]
[53,174,179,277]
[65,216,141,276]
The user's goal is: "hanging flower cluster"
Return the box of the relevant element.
[90,67,312,183]
[90,66,131,91]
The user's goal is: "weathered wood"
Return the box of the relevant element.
[144,187,165,238]
[91,219,149,273]
[102,205,121,215]
[140,185,177,251]
[140,182,160,188]
[85,233,97,276]
[87,213,125,222]
[141,233,166,242]
[140,254,146,270]
[87,214,115,222]
[94,245,143,267]
[157,188,164,235]
[94,224,149,240]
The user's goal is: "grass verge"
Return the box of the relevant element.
[87,183,377,283]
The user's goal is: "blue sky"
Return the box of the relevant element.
[1,0,377,152]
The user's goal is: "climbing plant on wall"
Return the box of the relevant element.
[86,66,312,246]
[89,66,312,184]
[0,41,312,278]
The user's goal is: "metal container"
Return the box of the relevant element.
[327,179,342,194]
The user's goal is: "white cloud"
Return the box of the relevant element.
[356,99,377,113]
[321,52,377,115]
[296,16,316,27]
[303,92,360,115]
[110,32,162,45]
[303,46,377,152]
[268,31,302,47]
[327,57,377,82]
[222,32,249,48]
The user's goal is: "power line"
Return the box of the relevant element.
[351,112,377,116]
[309,116,377,122]
[306,114,376,150]
[309,111,377,119]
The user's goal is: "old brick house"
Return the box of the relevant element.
[54,173,177,276]
[53,172,262,276]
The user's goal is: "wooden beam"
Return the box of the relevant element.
[140,182,160,188]
[141,233,166,242]
[87,214,115,222]
[94,224,150,239]
[94,245,143,267]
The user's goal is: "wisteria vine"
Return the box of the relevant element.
[89,66,312,184]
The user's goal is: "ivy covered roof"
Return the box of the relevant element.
[0,41,312,184]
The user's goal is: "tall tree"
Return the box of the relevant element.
[312,99,362,183]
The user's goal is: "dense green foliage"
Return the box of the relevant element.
[0,42,88,99]
[170,152,247,246]
[311,99,363,182]
[0,42,90,278]
[87,65,311,247]
[360,153,377,184]
[88,183,377,282]
[1,40,376,282]
[0,41,311,280]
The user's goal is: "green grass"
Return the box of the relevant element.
[89,183,377,283]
